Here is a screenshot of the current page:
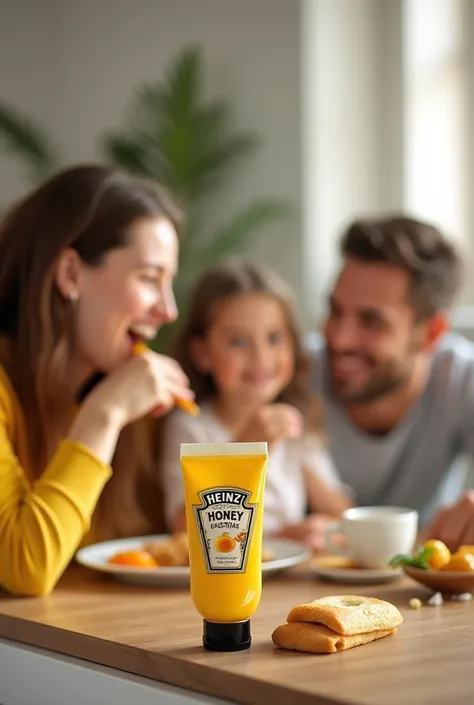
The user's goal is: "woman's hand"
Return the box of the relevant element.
[89,350,191,427]
[68,351,191,463]
[233,404,303,450]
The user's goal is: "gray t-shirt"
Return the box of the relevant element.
[310,333,474,524]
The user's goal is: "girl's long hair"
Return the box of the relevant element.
[0,164,183,539]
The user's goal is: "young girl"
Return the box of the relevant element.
[160,260,352,550]
[0,164,192,596]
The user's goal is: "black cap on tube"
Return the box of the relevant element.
[203,619,251,652]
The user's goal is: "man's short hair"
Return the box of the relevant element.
[340,215,463,319]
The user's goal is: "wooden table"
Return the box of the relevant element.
[0,565,472,705]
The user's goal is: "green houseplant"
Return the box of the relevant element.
[102,46,290,349]
[0,103,57,184]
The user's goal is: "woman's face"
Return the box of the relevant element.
[69,216,179,377]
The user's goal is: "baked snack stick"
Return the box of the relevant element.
[132,342,200,416]
[272,622,397,654]
[287,595,403,636]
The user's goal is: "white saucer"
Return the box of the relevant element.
[309,556,403,585]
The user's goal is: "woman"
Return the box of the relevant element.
[0,164,192,596]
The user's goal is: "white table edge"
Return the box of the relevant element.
[0,637,234,705]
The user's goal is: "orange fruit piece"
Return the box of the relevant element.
[457,545,474,555]
[423,539,451,570]
[108,550,158,568]
[441,552,474,572]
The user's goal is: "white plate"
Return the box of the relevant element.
[75,535,310,588]
[310,557,403,585]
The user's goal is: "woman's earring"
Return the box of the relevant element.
[69,291,79,304]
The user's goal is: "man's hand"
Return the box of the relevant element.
[425,492,474,550]
[274,514,343,553]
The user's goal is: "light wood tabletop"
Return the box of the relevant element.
[0,565,472,705]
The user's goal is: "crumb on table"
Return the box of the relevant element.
[409,597,422,609]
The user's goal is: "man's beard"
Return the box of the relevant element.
[328,348,417,405]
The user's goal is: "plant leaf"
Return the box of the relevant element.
[190,199,291,267]
[102,45,261,203]
[102,135,154,177]
[101,42,293,324]
[193,132,258,198]
[0,102,57,182]
[389,545,433,570]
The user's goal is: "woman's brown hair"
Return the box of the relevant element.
[0,164,183,539]
[172,259,320,426]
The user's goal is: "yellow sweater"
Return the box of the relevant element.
[0,365,112,596]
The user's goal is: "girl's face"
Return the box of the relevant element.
[57,216,179,379]
[196,293,295,406]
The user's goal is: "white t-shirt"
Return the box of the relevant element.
[160,401,343,534]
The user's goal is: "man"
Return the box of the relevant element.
[312,215,474,549]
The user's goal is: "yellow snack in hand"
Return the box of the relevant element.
[132,342,200,416]
[174,396,200,416]
[132,341,148,355]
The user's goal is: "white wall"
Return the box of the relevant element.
[2,0,472,328]
[0,0,60,200]
[0,0,302,305]
[301,0,406,323]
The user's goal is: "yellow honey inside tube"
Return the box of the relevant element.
[180,442,268,652]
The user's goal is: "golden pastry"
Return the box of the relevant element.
[144,532,190,567]
[272,621,396,654]
[287,595,403,636]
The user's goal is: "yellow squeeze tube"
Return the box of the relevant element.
[180,442,268,652]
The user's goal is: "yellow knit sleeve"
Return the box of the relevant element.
[0,403,112,596]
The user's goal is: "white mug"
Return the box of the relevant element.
[324,506,419,569]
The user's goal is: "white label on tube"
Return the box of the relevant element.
[193,486,256,573]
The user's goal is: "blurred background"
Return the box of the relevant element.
[1,0,473,341]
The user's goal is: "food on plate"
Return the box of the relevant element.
[313,555,359,569]
[107,550,158,568]
[107,532,275,570]
[144,532,190,567]
[390,539,474,573]
[262,548,275,562]
[272,595,402,654]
